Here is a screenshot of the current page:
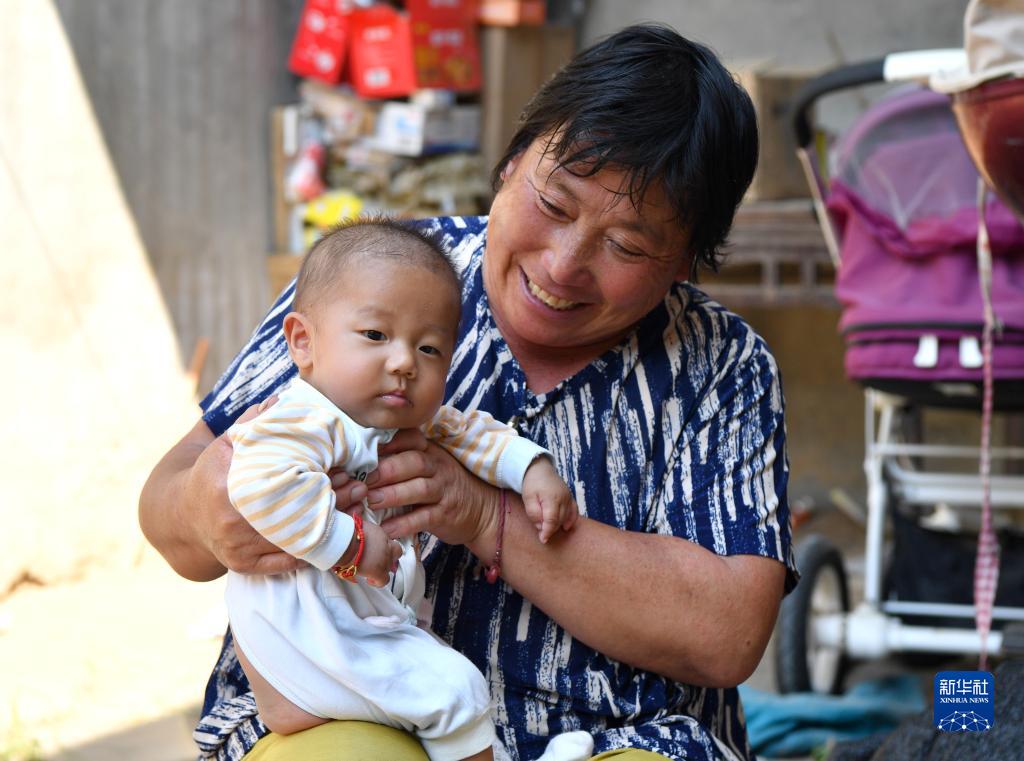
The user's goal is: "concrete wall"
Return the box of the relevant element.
[54,0,304,394]
[581,0,965,66]
[582,0,966,134]
[1,0,201,593]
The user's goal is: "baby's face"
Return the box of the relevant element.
[302,257,460,430]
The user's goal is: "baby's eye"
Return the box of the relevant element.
[362,330,386,341]
[419,345,441,356]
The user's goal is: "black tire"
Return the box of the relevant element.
[775,533,850,694]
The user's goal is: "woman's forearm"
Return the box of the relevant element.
[472,493,786,687]
[139,419,227,581]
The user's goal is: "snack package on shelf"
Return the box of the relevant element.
[347,4,418,99]
[288,0,355,84]
[372,100,481,156]
[408,0,481,92]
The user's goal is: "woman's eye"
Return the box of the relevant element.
[538,196,566,217]
[419,345,441,356]
[609,239,645,258]
[362,330,386,341]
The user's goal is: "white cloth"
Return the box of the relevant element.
[931,0,1024,93]
[224,378,546,760]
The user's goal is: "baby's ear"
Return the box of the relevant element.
[283,311,314,369]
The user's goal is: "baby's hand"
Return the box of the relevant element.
[521,458,578,544]
[336,514,402,587]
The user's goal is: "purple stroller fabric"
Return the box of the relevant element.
[826,86,1024,383]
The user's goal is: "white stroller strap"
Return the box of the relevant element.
[974,179,1001,672]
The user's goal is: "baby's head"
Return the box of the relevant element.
[283,217,462,430]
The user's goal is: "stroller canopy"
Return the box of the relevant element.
[828,86,1024,333]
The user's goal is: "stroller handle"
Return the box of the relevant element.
[791,59,886,148]
[790,50,968,148]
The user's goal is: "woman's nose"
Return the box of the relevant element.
[545,231,592,285]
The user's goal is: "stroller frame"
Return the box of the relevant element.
[776,52,1024,694]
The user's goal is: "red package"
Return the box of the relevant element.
[287,0,354,84]
[347,5,418,99]
[406,0,479,24]
[408,1,481,92]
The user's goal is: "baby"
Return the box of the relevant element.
[223,218,586,761]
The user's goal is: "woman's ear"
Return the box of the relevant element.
[673,252,696,283]
[283,311,314,370]
[499,153,520,183]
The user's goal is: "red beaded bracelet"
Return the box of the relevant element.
[485,490,509,584]
[333,513,364,583]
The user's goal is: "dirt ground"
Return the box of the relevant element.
[0,546,225,760]
[0,553,794,761]
[0,509,874,761]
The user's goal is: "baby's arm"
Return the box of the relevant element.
[227,402,398,583]
[423,406,578,542]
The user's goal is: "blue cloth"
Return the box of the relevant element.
[195,216,796,761]
[738,677,926,758]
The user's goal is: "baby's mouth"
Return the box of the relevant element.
[527,277,580,311]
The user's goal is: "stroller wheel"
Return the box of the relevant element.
[775,533,850,694]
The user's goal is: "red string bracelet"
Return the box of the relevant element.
[333,513,364,583]
[485,489,509,584]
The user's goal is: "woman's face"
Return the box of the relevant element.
[484,138,692,364]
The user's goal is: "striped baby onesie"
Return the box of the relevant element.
[223,376,546,760]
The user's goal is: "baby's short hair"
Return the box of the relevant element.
[292,216,460,316]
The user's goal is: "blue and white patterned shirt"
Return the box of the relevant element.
[194,216,796,761]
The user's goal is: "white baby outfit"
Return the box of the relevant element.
[225,378,551,760]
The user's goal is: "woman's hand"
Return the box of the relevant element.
[181,422,298,576]
[364,429,501,554]
[139,397,369,579]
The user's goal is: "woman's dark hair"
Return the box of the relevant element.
[493,23,758,277]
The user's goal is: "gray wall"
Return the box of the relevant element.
[55,0,304,394]
[582,0,966,133]
[582,0,965,66]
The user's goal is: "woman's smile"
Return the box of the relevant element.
[524,270,583,312]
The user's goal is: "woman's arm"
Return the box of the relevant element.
[367,435,785,688]
[138,418,287,580]
[483,494,785,687]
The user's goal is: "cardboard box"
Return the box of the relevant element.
[347,5,418,99]
[480,25,575,171]
[373,101,481,156]
[287,0,353,84]
[735,65,816,201]
[479,0,546,26]
[267,253,304,303]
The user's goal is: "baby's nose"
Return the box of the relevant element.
[387,345,416,376]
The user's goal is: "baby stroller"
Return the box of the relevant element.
[774,52,1024,695]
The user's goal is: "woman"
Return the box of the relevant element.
[140,24,796,761]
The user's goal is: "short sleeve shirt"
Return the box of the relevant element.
[195,216,796,761]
